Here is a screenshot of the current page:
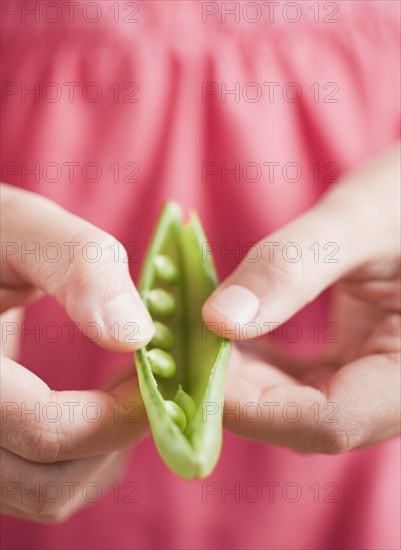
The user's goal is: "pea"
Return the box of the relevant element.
[148,348,176,378]
[150,321,174,351]
[174,385,196,423]
[135,201,231,480]
[146,288,176,318]
[165,400,187,432]
[154,254,179,284]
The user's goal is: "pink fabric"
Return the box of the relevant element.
[1,1,400,548]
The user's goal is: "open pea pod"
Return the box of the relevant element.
[135,202,231,479]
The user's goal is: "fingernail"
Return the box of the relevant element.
[208,285,260,324]
[103,294,154,346]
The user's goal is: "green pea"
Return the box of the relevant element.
[150,321,174,351]
[165,400,187,432]
[148,348,176,378]
[174,385,197,423]
[146,289,176,318]
[154,255,179,284]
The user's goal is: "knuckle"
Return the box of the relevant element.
[39,509,73,524]
[17,467,68,518]
[45,227,127,301]
[30,493,71,521]
[33,427,65,463]
[14,421,66,463]
[272,257,305,292]
[27,495,60,518]
[257,240,307,289]
[312,423,355,455]
[29,500,71,522]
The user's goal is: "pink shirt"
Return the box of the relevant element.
[1,2,400,548]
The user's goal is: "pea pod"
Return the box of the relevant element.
[135,202,231,479]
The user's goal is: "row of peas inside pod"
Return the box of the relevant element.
[135,202,231,480]
[146,255,196,433]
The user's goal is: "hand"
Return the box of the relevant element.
[203,142,400,453]
[0,185,154,522]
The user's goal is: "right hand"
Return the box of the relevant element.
[0,184,154,523]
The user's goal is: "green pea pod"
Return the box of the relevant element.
[135,202,231,479]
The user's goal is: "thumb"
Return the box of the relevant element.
[1,184,154,351]
[202,186,373,340]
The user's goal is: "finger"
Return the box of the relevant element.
[203,197,367,340]
[224,338,400,453]
[323,290,387,365]
[339,277,401,313]
[0,447,127,522]
[0,355,148,463]
[1,184,154,350]
[224,348,329,452]
[359,313,400,356]
[202,144,400,340]
[0,288,43,312]
[1,308,24,359]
